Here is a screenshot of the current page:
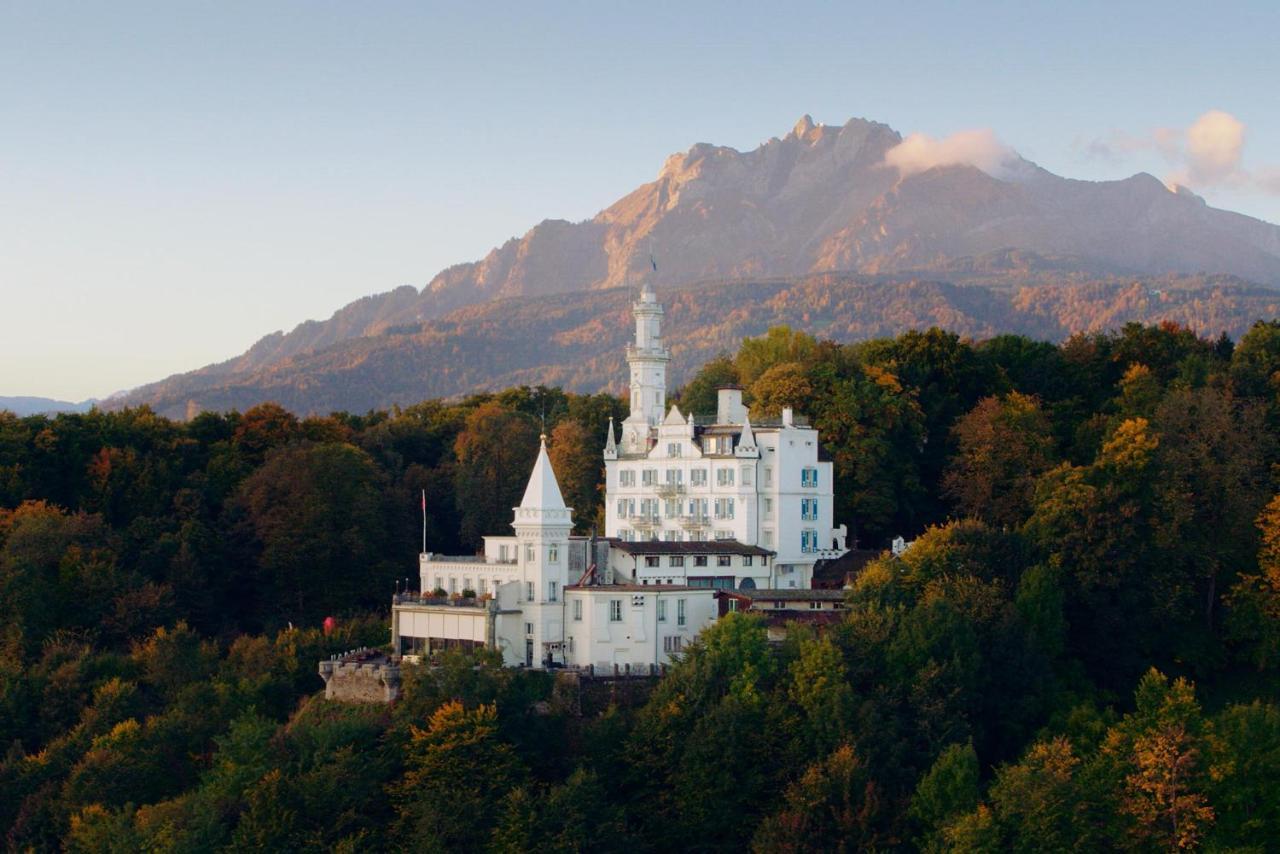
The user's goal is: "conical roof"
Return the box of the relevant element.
[520,437,567,511]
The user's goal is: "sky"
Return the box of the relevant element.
[3,1,1279,401]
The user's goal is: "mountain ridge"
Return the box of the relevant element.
[109,114,1280,415]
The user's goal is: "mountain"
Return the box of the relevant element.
[0,396,97,417]
[114,272,1280,418]
[112,114,1280,416]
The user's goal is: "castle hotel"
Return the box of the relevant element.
[388,282,848,671]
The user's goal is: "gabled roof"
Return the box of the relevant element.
[662,404,687,426]
[520,437,567,511]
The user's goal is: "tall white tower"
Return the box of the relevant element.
[513,436,574,666]
[620,281,669,454]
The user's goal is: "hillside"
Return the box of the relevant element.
[108,114,1280,413]
[116,272,1280,417]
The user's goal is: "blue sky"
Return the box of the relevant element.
[3,1,1278,400]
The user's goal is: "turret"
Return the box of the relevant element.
[621,282,670,454]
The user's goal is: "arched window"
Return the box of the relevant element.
[739,577,756,590]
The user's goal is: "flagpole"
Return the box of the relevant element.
[421,489,427,555]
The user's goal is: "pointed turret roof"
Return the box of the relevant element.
[662,404,687,426]
[604,418,617,453]
[520,436,567,511]
[739,414,756,447]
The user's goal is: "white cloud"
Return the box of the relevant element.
[1083,109,1278,196]
[883,128,1018,179]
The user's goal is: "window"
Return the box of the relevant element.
[657,599,667,622]
[764,498,773,519]
[688,497,708,520]
[499,544,509,562]
[809,601,823,610]
[449,577,457,593]
[741,466,752,485]
[526,544,535,562]
[802,498,818,520]
[609,600,623,622]
[714,497,735,519]
[714,530,733,540]
[743,556,753,567]
[663,636,683,653]
[728,599,739,612]
[763,529,774,547]
[548,580,558,602]
[801,529,818,553]
[667,442,682,457]
[617,498,628,518]
[691,468,707,486]
[665,499,680,518]
[525,622,533,635]
[717,555,732,567]
[802,467,818,488]
[645,556,660,568]
[549,543,559,563]
[663,530,680,542]
[642,468,657,486]
[665,468,682,485]
[677,599,686,626]
[620,470,635,487]
[464,577,472,592]
[694,556,709,567]
[764,467,773,486]
[669,556,685,568]
[716,467,735,486]
[435,575,443,591]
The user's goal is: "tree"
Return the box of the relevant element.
[1226,494,1280,670]
[547,419,603,534]
[943,393,1056,528]
[228,442,391,624]
[391,701,525,849]
[752,745,891,852]
[453,403,539,548]
[735,326,818,387]
[674,355,739,416]
[909,741,980,850]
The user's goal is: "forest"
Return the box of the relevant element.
[4,319,1280,850]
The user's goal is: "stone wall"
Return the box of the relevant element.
[318,649,401,703]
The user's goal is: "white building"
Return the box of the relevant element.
[604,283,848,587]
[394,436,719,670]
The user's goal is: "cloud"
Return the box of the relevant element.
[1180,109,1245,185]
[883,129,1018,179]
[1082,109,1278,196]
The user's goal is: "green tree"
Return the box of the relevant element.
[943,392,1057,528]
[454,403,539,548]
[392,701,526,850]
[752,744,891,853]
[228,442,392,624]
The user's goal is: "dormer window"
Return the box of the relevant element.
[667,442,682,457]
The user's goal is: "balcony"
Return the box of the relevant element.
[656,481,686,497]
[679,514,710,530]
[630,514,661,530]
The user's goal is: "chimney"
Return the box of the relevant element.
[717,387,745,424]
[782,407,794,427]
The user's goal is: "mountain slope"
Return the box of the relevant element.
[116,272,1280,418]
[112,114,1280,415]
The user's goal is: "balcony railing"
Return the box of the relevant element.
[630,514,661,529]
[679,514,710,529]
[656,482,686,496]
